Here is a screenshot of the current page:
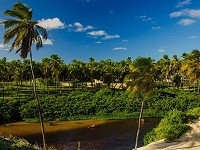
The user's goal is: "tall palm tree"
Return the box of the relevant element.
[127,57,157,150]
[1,2,47,148]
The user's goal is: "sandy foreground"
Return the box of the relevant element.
[138,120,200,150]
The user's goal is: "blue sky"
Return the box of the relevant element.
[1,0,200,63]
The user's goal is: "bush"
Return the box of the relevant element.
[0,99,20,122]
[1,88,200,123]
[186,107,200,118]
[0,136,35,150]
[143,110,189,145]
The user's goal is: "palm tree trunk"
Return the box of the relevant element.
[2,79,4,100]
[134,100,144,150]
[29,50,46,149]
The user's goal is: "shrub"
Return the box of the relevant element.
[186,107,200,118]
[143,110,189,145]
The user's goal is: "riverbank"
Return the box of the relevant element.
[138,119,200,150]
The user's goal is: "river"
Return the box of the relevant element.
[0,118,160,150]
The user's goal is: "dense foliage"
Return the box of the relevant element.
[143,110,189,145]
[0,88,199,123]
[0,50,200,95]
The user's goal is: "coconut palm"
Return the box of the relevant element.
[50,54,63,93]
[127,57,157,150]
[0,57,8,100]
[1,2,47,148]
[181,50,200,92]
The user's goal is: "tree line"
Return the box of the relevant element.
[0,50,199,90]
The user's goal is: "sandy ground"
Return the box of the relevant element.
[138,120,200,150]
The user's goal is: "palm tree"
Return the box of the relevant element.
[181,50,200,92]
[41,57,51,93]
[127,57,157,150]
[0,57,8,100]
[50,54,63,93]
[1,2,47,148]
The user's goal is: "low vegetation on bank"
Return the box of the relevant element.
[0,88,199,123]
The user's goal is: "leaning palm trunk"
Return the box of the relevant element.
[30,50,46,149]
[134,100,144,150]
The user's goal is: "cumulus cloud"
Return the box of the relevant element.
[178,18,196,26]
[176,0,191,8]
[152,26,161,30]
[87,30,107,36]
[113,47,127,50]
[96,41,102,44]
[37,18,65,30]
[158,49,165,52]
[170,9,200,18]
[102,34,120,40]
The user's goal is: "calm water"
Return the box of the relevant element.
[26,118,160,150]
[1,118,160,150]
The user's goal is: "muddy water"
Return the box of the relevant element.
[0,118,160,150]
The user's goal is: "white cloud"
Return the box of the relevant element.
[0,43,6,48]
[87,30,107,36]
[122,39,128,42]
[170,9,200,18]
[102,34,120,40]
[0,43,9,51]
[138,15,152,21]
[39,36,53,45]
[76,25,93,32]
[74,22,82,27]
[158,49,165,52]
[177,18,196,26]
[67,22,94,32]
[43,39,53,45]
[113,47,127,50]
[189,35,198,39]
[152,26,161,30]
[176,0,191,8]
[37,18,65,30]
[96,41,102,44]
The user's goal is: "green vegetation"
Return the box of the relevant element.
[0,2,199,149]
[143,110,189,145]
[1,1,48,148]
[0,136,56,150]
[0,88,199,123]
[0,136,36,150]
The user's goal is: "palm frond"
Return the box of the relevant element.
[3,19,22,29]
[12,2,32,20]
[18,35,31,58]
[10,28,28,51]
[35,25,48,40]
[33,29,43,50]
[4,10,25,20]
[3,26,21,45]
